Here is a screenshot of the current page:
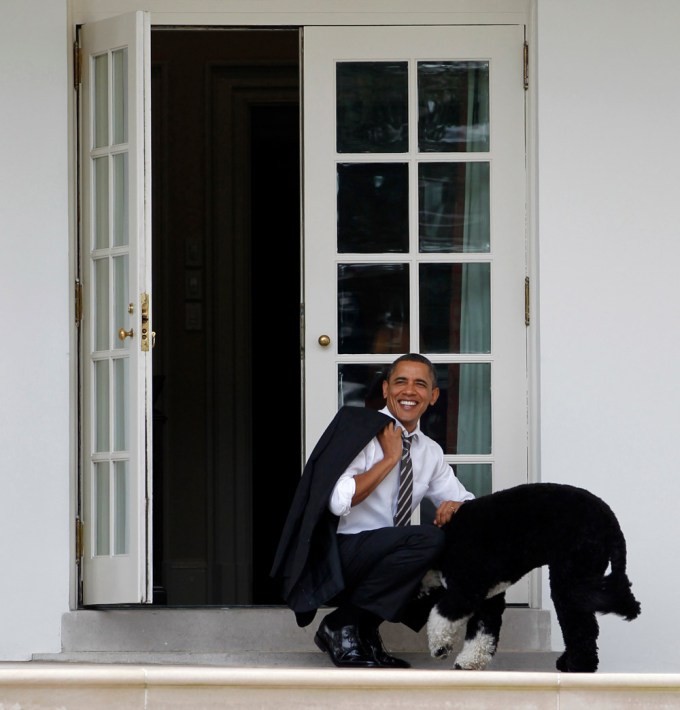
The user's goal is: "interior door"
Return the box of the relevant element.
[80,11,152,604]
[303,26,528,601]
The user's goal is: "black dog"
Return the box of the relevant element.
[424,483,641,672]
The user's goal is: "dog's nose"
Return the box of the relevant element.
[434,647,448,658]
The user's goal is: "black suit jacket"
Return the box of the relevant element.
[270,406,392,627]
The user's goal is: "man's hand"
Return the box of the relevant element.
[377,421,404,466]
[350,422,403,506]
[434,500,466,528]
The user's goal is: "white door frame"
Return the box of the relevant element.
[69,0,538,610]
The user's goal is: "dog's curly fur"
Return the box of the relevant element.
[424,483,641,672]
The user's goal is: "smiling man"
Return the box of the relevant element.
[272,353,474,669]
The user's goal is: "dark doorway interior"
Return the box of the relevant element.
[151,29,301,605]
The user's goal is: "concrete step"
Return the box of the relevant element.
[33,606,560,672]
[54,606,552,653]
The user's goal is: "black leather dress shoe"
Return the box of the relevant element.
[314,621,378,668]
[361,627,411,668]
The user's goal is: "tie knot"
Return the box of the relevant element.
[402,434,412,450]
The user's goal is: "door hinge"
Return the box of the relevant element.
[523,41,529,91]
[524,276,530,327]
[73,40,82,89]
[75,279,83,325]
[75,517,84,562]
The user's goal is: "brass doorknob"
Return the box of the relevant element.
[318,334,331,347]
[118,327,134,341]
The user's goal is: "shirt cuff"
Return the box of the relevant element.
[329,476,356,517]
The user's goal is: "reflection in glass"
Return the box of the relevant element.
[95,258,109,351]
[94,156,109,249]
[95,359,109,452]
[336,362,491,456]
[420,263,490,354]
[418,61,489,152]
[93,53,109,149]
[112,153,128,247]
[338,263,409,354]
[428,363,491,455]
[95,462,110,556]
[337,163,408,253]
[113,255,129,351]
[338,363,389,410]
[337,62,408,153]
[455,464,492,498]
[113,357,128,451]
[112,48,128,145]
[419,162,490,253]
[114,460,129,554]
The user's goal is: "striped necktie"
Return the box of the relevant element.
[393,435,413,527]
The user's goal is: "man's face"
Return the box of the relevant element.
[382,360,439,433]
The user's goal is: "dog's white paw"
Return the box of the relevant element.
[426,607,467,659]
[453,630,497,670]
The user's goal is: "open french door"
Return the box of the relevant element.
[79,11,152,604]
[303,26,529,601]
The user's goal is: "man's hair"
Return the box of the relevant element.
[383,353,438,388]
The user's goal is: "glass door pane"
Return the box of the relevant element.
[417,60,490,153]
[337,163,409,253]
[338,263,409,354]
[336,61,408,153]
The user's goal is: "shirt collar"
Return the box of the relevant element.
[378,406,420,441]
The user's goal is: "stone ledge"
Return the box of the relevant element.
[0,665,678,710]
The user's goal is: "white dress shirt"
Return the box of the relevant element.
[329,407,474,534]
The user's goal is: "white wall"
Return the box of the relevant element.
[0,0,71,659]
[537,0,680,672]
[0,0,678,671]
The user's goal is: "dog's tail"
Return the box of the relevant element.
[596,570,641,620]
[594,512,642,621]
